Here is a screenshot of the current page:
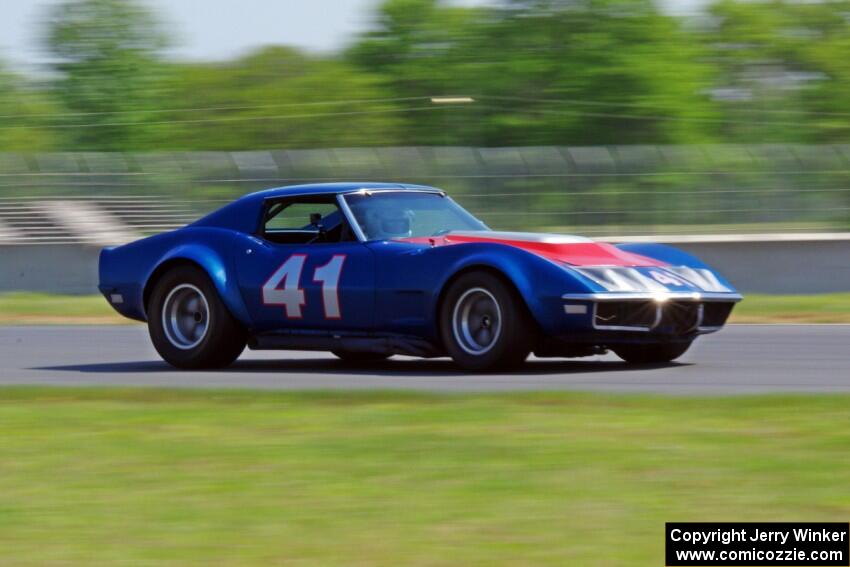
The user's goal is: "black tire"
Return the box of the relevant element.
[331,351,392,362]
[148,265,247,369]
[439,271,536,372]
[613,341,692,364]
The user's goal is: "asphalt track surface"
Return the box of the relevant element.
[0,325,847,394]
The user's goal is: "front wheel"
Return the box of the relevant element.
[613,341,692,364]
[148,265,247,369]
[440,271,536,372]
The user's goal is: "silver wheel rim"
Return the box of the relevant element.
[452,287,502,355]
[162,284,210,350]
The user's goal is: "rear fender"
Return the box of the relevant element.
[146,242,252,327]
[100,228,251,325]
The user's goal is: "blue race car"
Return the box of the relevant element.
[99,183,742,371]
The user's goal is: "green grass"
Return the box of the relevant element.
[732,292,850,323]
[0,388,848,565]
[3,292,850,324]
[0,292,129,324]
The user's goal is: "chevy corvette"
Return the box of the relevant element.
[99,183,741,371]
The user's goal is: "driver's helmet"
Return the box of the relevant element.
[364,206,414,239]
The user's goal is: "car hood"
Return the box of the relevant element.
[399,231,666,267]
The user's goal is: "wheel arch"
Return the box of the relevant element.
[143,258,205,315]
[142,250,252,327]
[434,263,539,348]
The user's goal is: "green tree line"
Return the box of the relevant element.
[2,0,850,152]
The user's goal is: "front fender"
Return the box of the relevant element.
[433,244,592,331]
[370,241,593,338]
[616,242,737,292]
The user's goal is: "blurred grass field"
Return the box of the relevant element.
[0,293,128,325]
[730,293,850,323]
[0,388,847,565]
[2,292,850,324]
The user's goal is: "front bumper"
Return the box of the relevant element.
[560,292,742,335]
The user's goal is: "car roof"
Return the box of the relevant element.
[247,182,440,201]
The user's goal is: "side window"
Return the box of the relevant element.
[266,202,337,231]
[262,198,354,245]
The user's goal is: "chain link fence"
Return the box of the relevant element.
[2,144,849,241]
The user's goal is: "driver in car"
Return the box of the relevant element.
[363,206,415,239]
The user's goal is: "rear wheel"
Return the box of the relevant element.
[440,271,535,372]
[332,351,392,363]
[613,341,692,364]
[148,265,247,369]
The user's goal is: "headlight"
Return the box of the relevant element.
[666,267,731,293]
[572,266,731,293]
[573,267,670,293]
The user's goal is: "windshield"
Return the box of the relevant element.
[343,191,488,240]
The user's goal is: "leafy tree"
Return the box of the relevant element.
[156,46,405,150]
[7,0,845,153]
[349,0,719,146]
[44,0,169,150]
[347,0,483,144]
[472,0,720,145]
[705,0,850,142]
[0,63,60,151]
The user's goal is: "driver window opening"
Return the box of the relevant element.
[261,198,355,245]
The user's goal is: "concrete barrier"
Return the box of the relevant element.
[1,235,849,295]
[1,245,101,295]
[677,239,850,294]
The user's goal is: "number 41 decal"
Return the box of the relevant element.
[262,254,346,319]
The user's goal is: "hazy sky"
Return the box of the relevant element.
[0,0,378,70]
[0,0,701,72]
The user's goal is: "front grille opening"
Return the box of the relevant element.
[702,302,735,328]
[595,301,656,329]
[593,300,736,333]
[657,301,701,334]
